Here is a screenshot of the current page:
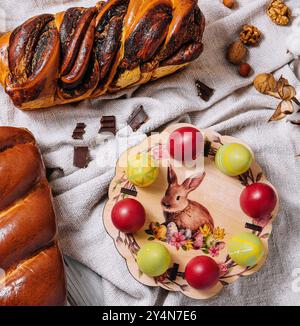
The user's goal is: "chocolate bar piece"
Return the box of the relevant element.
[72,122,86,140]
[127,105,149,132]
[245,223,263,233]
[121,187,138,197]
[73,126,86,133]
[73,147,89,168]
[76,123,86,129]
[72,131,84,140]
[100,116,115,124]
[195,80,215,102]
[99,116,116,135]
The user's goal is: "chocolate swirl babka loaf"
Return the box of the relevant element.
[0,0,205,110]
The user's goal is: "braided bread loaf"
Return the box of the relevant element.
[0,0,205,110]
[0,127,66,306]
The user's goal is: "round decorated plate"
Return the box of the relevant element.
[103,123,279,299]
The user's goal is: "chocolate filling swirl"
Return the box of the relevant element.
[3,0,205,107]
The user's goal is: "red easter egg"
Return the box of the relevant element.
[111,198,146,233]
[168,127,203,162]
[185,256,220,290]
[240,183,277,221]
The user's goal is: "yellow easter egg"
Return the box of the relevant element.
[127,152,159,188]
[215,143,253,176]
[228,232,265,267]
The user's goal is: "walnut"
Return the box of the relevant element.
[267,0,291,26]
[253,73,277,94]
[240,25,262,46]
[226,41,247,65]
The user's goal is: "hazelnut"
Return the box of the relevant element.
[239,63,252,78]
[223,0,235,9]
[226,41,247,65]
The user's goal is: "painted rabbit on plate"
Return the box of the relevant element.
[161,165,214,232]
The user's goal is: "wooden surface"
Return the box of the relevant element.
[64,256,104,306]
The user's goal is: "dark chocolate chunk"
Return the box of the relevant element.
[74,127,86,133]
[99,116,116,135]
[100,122,116,129]
[99,127,116,134]
[195,80,215,102]
[72,132,84,140]
[101,116,115,123]
[245,223,263,233]
[121,187,138,197]
[72,122,86,140]
[168,263,179,281]
[127,105,149,132]
[73,146,89,168]
[76,123,86,129]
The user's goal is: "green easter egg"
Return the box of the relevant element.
[215,143,253,176]
[215,144,228,175]
[228,232,265,267]
[137,242,172,277]
[127,152,159,187]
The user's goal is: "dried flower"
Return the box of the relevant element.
[267,0,291,26]
[226,40,248,65]
[253,73,299,122]
[253,73,277,95]
[269,100,294,121]
[277,76,296,100]
[240,25,262,46]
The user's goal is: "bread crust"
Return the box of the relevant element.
[0,127,66,306]
[0,0,205,110]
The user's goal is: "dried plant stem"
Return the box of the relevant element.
[292,97,300,106]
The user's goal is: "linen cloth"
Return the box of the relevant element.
[0,0,300,306]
